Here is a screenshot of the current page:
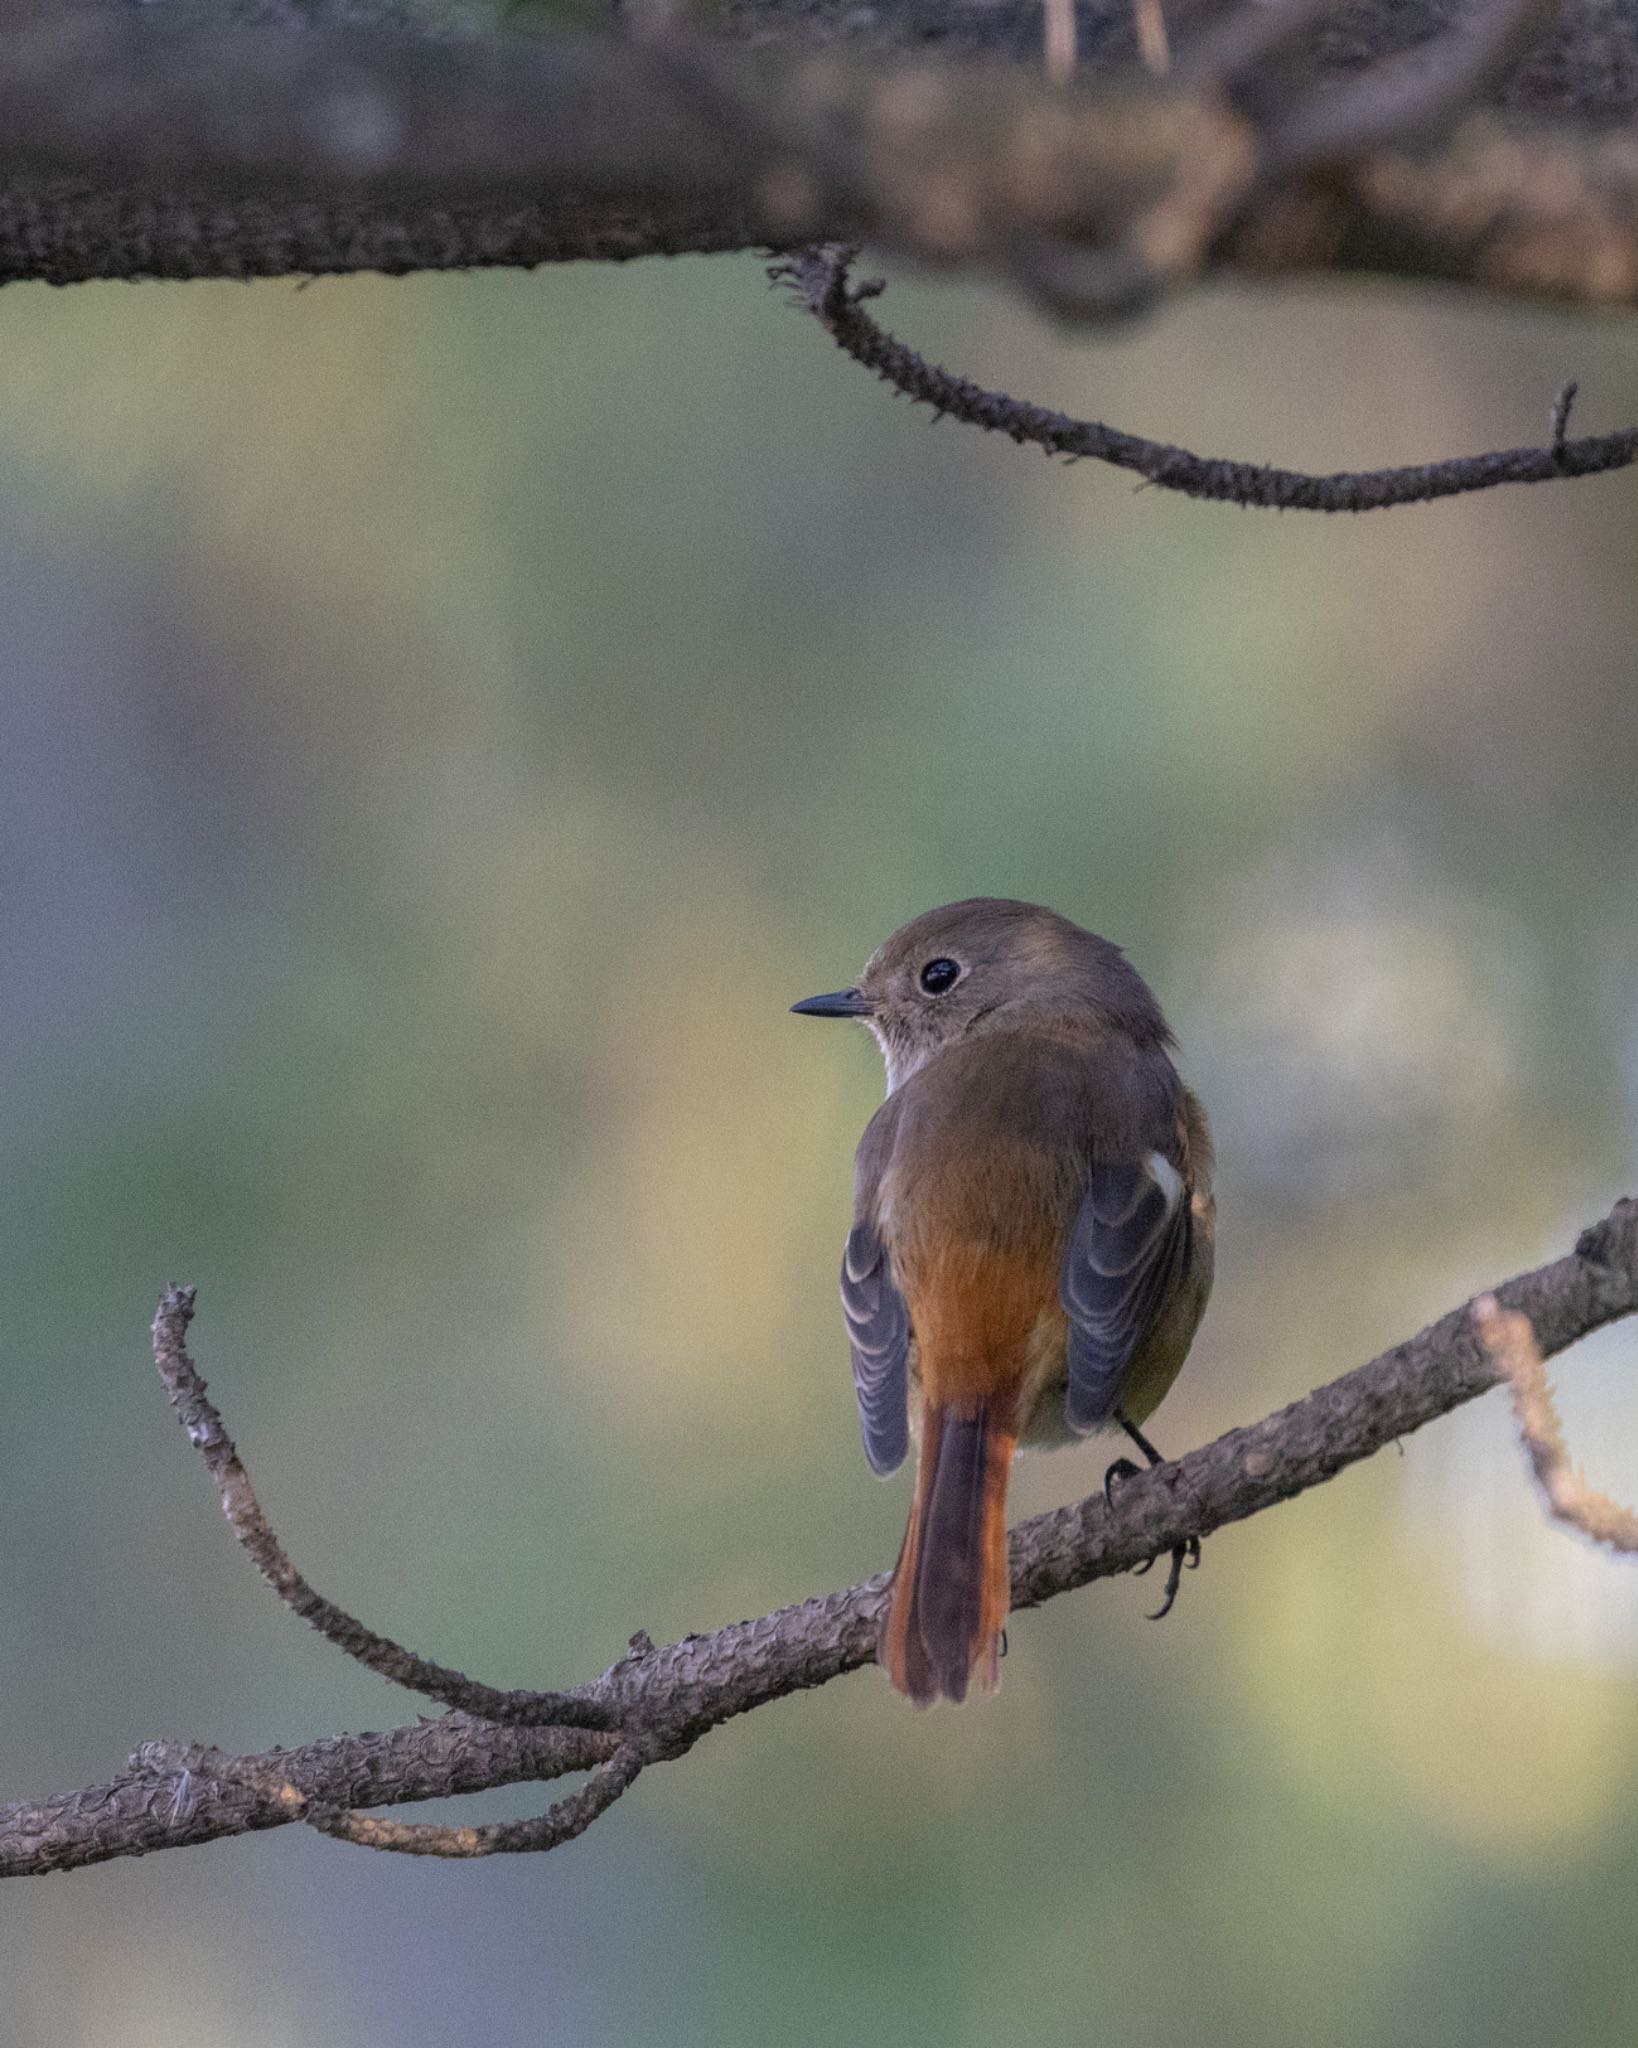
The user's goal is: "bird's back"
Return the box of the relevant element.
[869,1022,1180,1272]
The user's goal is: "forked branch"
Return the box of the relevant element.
[3,1197,1636,1877]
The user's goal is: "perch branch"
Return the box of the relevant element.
[779,244,1638,509]
[1475,1290,1638,1552]
[3,1196,1636,1879]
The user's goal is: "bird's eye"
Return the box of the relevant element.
[919,957,961,995]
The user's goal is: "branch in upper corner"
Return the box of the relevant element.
[151,1286,616,1733]
[1474,1291,1638,1554]
[777,245,1638,512]
[0,8,1635,315]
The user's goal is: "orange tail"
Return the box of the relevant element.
[879,1401,1017,1706]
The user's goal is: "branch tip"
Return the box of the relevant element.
[1552,379,1579,456]
[1475,1292,1638,1556]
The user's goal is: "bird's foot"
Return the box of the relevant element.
[1103,1455,1142,1509]
[1109,1411,1205,1621]
[1145,1535,1201,1621]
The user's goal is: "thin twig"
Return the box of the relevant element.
[303,1744,645,1857]
[151,1287,617,1732]
[1552,378,1579,455]
[1474,1292,1638,1553]
[778,246,1638,512]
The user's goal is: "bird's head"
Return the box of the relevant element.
[792,897,1169,1091]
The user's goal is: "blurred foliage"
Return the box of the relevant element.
[1,255,1638,2047]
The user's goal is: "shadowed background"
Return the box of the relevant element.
[2,254,1638,2047]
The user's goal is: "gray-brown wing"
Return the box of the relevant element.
[842,1222,911,1475]
[1060,1154,1189,1434]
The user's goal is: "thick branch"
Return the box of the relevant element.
[2,2,1638,315]
[3,1196,1635,1879]
[1,1720,619,1878]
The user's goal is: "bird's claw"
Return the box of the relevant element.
[1110,1411,1205,1621]
[1103,1455,1142,1510]
[1145,1535,1202,1621]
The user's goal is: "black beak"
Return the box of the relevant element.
[790,987,874,1019]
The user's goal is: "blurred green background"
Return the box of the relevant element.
[3,251,1638,2048]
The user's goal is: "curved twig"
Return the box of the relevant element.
[3,1196,1634,1878]
[302,1744,646,1857]
[778,245,1638,510]
[1475,1291,1638,1553]
[152,1286,617,1733]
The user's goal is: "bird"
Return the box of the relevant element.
[792,898,1215,1707]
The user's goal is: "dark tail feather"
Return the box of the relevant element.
[879,1401,1016,1706]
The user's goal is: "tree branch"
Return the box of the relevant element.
[1,0,1637,317]
[2,1721,621,1878]
[3,1196,1635,1880]
[780,245,1638,509]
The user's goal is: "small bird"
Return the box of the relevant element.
[793,899,1215,1707]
